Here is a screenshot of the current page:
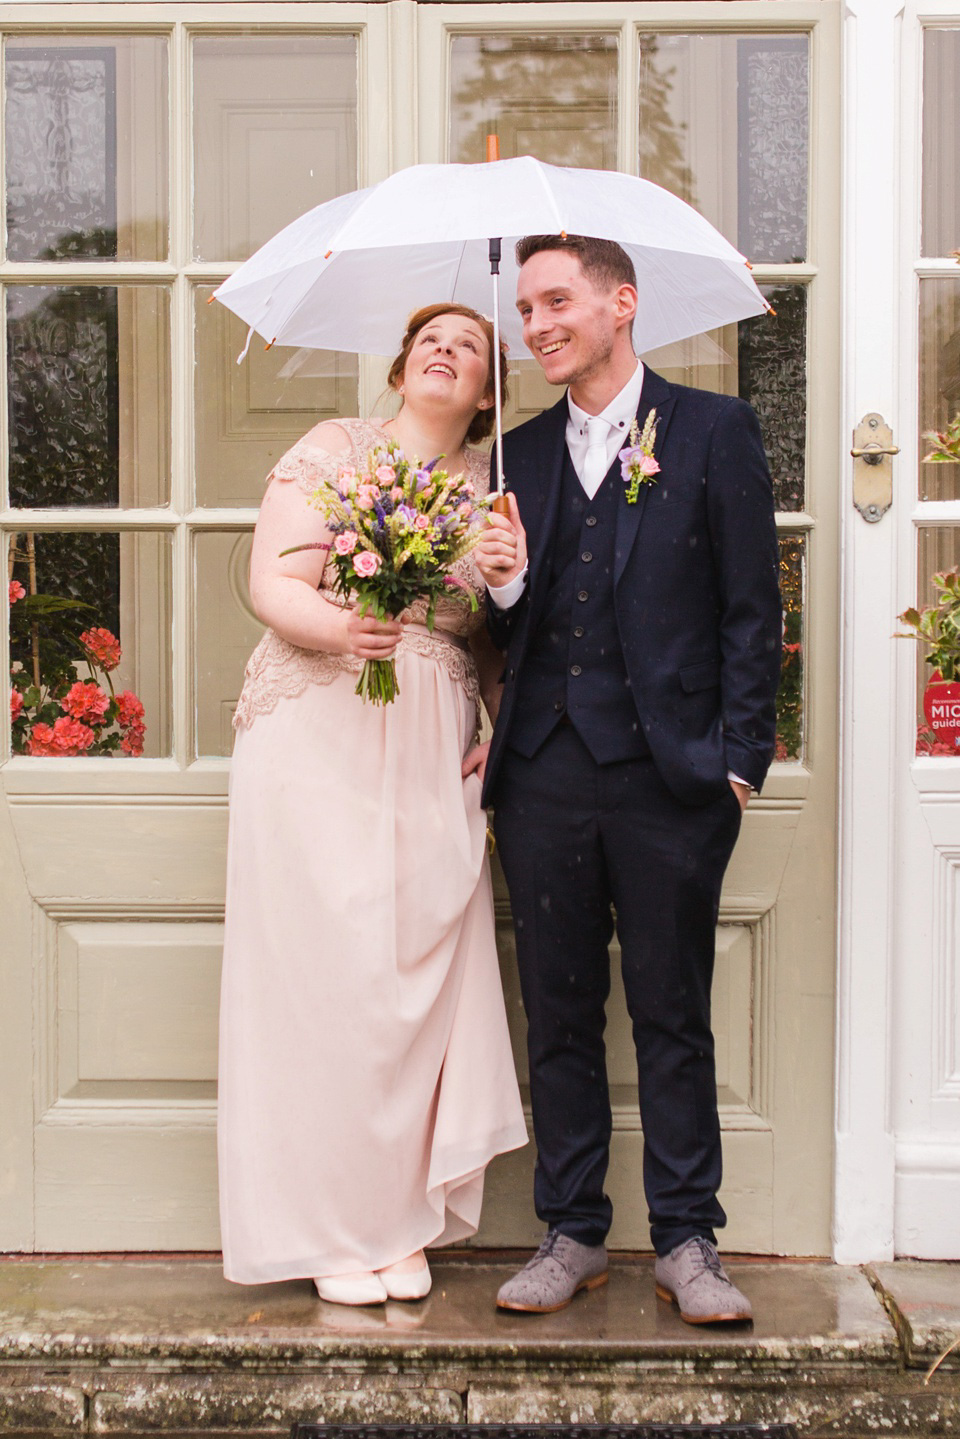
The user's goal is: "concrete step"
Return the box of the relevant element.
[0,1255,957,1436]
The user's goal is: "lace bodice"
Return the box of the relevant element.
[233,418,491,730]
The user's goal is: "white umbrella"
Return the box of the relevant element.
[214,155,770,493]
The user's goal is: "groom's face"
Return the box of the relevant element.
[516,249,624,388]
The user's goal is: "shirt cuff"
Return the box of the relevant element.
[727,771,751,789]
[487,565,529,610]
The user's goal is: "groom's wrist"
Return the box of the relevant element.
[487,565,529,610]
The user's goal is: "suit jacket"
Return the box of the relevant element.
[482,368,783,809]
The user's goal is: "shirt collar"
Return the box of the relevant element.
[567,360,645,437]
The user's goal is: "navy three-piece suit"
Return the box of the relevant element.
[484,368,782,1256]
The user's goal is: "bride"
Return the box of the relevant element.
[217,304,528,1306]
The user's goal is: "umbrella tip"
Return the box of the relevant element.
[745,260,754,270]
[206,293,216,303]
[561,230,567,239]
[485,134,500,162]
[766,305,777,318]
[324,250,332,259]
[265,338,276,350]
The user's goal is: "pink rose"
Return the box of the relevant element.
[638,455,661,477]
[337,467,357,497]
[458,502,473,518]
[414,514,431,531]
[8,580,25,604]
[355,486,376,510]
[353,551,382,579]
[390,487,404,502]
[334,531,358,555]
[10,689,23,721]
[375,465,396,485]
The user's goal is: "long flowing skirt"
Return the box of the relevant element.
[217,648,527,1283]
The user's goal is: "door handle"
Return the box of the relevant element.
[852,413,897,521]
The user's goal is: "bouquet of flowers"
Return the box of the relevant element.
[285,440,491,704]
[9,581,146,756]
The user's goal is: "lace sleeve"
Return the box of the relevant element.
[266,437,346,498]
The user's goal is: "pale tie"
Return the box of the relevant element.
[582,415,610,498]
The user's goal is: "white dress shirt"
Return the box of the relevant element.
[484,361,749,791]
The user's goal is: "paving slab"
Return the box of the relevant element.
[869,1262,960,1369]
[0,1256,897,1366]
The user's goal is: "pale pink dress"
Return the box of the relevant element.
[217,419,527,1285]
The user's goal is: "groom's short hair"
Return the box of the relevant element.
[515,235,637,293]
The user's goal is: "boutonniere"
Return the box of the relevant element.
[618,408,660,503]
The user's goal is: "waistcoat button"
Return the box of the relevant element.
[581,551,593,563]
[585,515,597,527]
[577,590,589,602]
[573,626,584,638]
[570,664,582,677]
[554,699,565,713]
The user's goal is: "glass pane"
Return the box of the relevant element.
[6,285,171,508]
[4,37,168,262]
[7,529,172,757]
[194,531,264,757]
[922,29,960,258]
[777,535,804,762]
[640,283,806,513]
[914,529,960,754]
[919,277,960,501]
[192,36,358,263]
[638,33,808,263]
[449,35,617,167]
[194,285,357,507]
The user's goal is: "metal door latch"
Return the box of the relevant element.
[852,413,899,522]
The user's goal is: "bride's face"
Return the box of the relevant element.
[400,313,492,420]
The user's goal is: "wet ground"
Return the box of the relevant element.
[0,1253,957,1434]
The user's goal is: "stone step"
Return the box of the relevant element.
[0,1256,956,1436]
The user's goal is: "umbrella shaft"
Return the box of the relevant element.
[491,264,505,497]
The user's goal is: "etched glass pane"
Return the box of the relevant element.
[7,529,172,757]
[640,283,806,513]
[777,535,804,762]
[6,285,171,508]
[638,33,808,263]
[4,37,168,262]
[918,277,960,502]
[194,531,264,757]
[449,35,617,168]
[922,29,960,259]
[194,285,357,508]
[192,36,358,263]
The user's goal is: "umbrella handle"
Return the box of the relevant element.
[492,494,510,516]
[490,239,506,498]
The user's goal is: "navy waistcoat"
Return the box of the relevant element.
[508,446,649,764]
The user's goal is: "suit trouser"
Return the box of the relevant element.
[492,723,742,1257]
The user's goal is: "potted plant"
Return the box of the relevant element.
[899,568,960,753]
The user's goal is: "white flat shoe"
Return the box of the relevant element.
[378,1263,432,1301]
[314,1272,387,1306]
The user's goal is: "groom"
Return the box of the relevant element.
[473,235,781,1324]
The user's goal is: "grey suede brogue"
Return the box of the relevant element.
[655,1236,753,1324]
[496,1231,609,1313]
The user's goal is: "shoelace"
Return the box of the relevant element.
[687,1236,725,1277]
[528,1229,563,1268]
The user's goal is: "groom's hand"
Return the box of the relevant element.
[730,779,750,814]
[475,493,528,588]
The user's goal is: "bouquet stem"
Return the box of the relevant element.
[356,657,400,705]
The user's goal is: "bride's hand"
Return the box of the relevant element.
[461,740,491,783]
[344,608,402,660]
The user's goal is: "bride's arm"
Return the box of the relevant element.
[248,429,401,660]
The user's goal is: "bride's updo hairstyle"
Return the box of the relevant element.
[387,303,509,445]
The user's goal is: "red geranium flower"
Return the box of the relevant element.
[10,689,24,721]
[79,626,122,671]
[120,720,146,757]
[8,580,25,604]
[62,681,110,726]
[115,690,145,727]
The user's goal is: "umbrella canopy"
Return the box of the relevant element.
[214,156,769,360]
